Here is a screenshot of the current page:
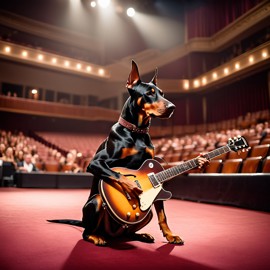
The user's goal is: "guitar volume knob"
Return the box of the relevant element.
[135,212,140,218]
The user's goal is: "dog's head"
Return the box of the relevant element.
[126,60,175,119]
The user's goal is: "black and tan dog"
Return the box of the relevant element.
[48,60,208,246]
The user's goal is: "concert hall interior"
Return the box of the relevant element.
[0,1,270,270]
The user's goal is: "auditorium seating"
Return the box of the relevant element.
[262,156,270,173]
[249,144,270,159]
[241,156,262,173]
[204,159,223,173]
[221,159,243,173]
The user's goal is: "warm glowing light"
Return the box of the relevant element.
[31,89,38,95]
[262,51,268,58]
[249,56,254,63]
[202,77,207,85]
[52,58,57,64]
[37,54,44,61]
[90,1,96,7]
[98,68,105,75]
[4,46,11,53]
[183,81,189,90]
[76,63,82,69]
[193,80,200,88]
[22,51,28,57]
[64,60,70,67]
[86,66,92,72]
[212,72,217,79]
[235,63,240,70]
[224,68,229,75]
[98,0,110,8]
[127,7,135,17]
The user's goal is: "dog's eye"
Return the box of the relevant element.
[146,89,155,96]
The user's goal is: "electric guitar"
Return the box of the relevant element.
[99,136,249,226]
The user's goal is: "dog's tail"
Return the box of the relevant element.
[47,219,84,227]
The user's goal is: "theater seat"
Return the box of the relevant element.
[204,159,222,173]
[241,156,262,173]
[262,156,270,173]
[221,159,242,173]
[45,162,60,172]
[250,144,270,159]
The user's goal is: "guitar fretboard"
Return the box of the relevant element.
[156,144,231,183]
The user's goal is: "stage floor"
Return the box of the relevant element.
[0,188,270,270]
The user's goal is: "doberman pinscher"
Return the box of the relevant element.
[48,60,208,246]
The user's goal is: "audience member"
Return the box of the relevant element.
[17,153,38,172]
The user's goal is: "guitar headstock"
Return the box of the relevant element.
[228,136,249,152]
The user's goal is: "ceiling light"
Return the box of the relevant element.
[224,68,229,75]
[64,61,70,67]
[76,63,82,69]
[202,77,207,85]
[127,7,135,17]
[212,72,217,79]
[183,81,189,90]
[249,56,254,63]
[86,66,92,72]
[52,58,57,64]
[31,89,38,95]
[193,80,200,88]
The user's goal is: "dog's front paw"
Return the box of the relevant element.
[166,234,184,245]
[83,234,107,246]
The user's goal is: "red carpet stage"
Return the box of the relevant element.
[0,188,270,270]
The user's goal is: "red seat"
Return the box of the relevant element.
[204,159,222,173]
[221,159,242,173]
[241,156,262,173]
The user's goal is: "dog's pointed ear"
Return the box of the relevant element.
[126,60,141,89]
[150,68,158,86]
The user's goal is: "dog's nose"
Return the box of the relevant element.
[166,103,176,112]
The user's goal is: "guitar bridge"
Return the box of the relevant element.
[147,173,160,188]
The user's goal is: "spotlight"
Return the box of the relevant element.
[224,68,229,75]
[249,56,254,63]
[202,77,207,85]
[86,66,92,72]
[262,51,268,58]
[52,58,57,64]
[183,81,189,90]
[127,7,135,17]
[76,63,82,69]
[64,60,70,67]
[212,72,217,79]
[98,0,110,8]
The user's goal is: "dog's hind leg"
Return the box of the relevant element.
[82,194,107,246]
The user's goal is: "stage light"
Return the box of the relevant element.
[22,51,28,57]
[64,60,70,67]
[98,0,110,8]
[4,46,11,53]
[224,68,229,75]
[90,1,96,8]
[127,7,135,17]
[31,89,38,95]
[249,56,254,63]
[86,66,92,72]
[37,54,44,61]
[76,63,82,69]
[52,58,57,64]
[212,72,217,79]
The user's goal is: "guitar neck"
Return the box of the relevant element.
[156,144,231,183]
